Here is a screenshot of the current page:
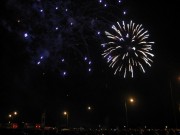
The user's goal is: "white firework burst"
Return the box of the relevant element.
[101,20,155,78]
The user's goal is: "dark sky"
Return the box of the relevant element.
[0,0,180,128]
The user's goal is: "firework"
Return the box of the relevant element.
[2,0,129,77]
[101,20,154,78]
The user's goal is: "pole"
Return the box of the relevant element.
[66,114,69,128]
[125,100,128,128]
[170,80,177,129]
[41,112,46,128]
[41,112,46,135]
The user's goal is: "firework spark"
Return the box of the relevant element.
[101,20,154,78]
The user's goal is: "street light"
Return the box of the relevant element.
[124,98,134,128]
[8,111,18,123]
[14,111,18,115]
[8,114,12,124]
[178,76,180,82]
[63,111,69,128]
[87,106,92,111]
[130,98,134,103]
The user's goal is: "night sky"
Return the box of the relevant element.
[0,0,180,128]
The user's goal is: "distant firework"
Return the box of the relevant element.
[101,20,154,78]
[2,0,127,77]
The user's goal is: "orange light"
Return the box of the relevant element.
[14,111,17,115]
[130,98,134,102]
